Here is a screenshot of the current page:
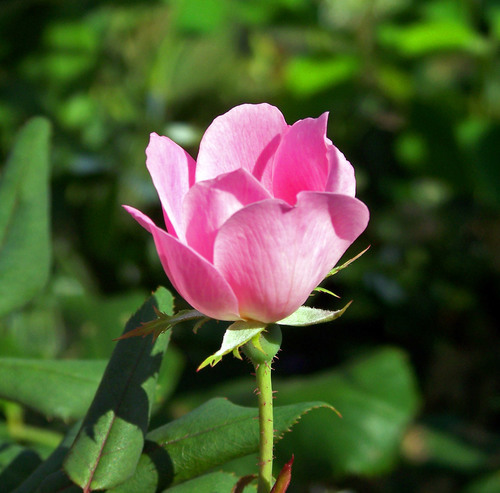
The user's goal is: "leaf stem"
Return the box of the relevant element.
[255,361,274,493]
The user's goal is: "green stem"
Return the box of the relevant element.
[255,361,274,493]
[4,402,63,448]
[243,324,281,493]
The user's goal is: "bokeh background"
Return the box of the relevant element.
[1,0,499,492]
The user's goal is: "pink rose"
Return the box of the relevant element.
[125,103,369,323]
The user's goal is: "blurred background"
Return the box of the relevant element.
[1,0,499,492]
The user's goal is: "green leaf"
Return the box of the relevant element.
[0,296,64,359]
[277,302,351,327]
[197,320,267,370]
[61,291,152,359]
[166,471,256,492]
[174,347,420,479]
[0,359,106,420]
[35,470,82,493]
[286,56,360,97]
[274,348,420,477]
[12,421,81,493]
[63,287,173,491]
[403,423,492,472]
[377,21,487,57]
[0,117,52,317]
[0,442,43,491]
[110,398,332,491]
[152,345,184,414]
[464,471,500,493]
[174,0,229,34]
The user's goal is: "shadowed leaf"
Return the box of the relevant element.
[63,287,173,491]
[0,117,52,317]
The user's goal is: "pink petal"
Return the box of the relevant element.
[183,169,271,262]
[196,103,288,191]
[123,205,157,234]
[272,113,331,205]
[146,133,196,240]
[325,144,356,197]
[124,206,240,321]
[213,192,369,323]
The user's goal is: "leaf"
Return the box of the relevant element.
[403,423,492,472]
[167,471,255,492]
[61,291,151,359]
[63,287,173,491]
[174,347,420,479]
[274,348,420,477]
[152,345,184,414]
[12,421,81,493]
[0,359,106,420]
[197,320,267,370]
[0,117,52,317]
[0,442,43,492]
[286,55,360,97]
[277,302,352,327]
[35,470,82,493]
[110,398,332,491]
[464,471,500,493]
[377,21,486,57]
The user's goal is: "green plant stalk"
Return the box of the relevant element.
[243,325,281,492]
[255,361,274,493]
[5,402,63,448]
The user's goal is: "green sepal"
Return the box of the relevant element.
[242,324,282,366]
[197,320,267,371]
[277,301,352,327]
[313,286,340,298]
[115,308,206,341]
[193,316,210,334]
[324,245,370,279]
[270,455,294,493]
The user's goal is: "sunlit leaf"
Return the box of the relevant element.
[277,302,352,327]
[377,21,486,56]
[286,56,360,96]
[0,359,105,421]
[175,347,420,478]
[197,320,267,370]
[166,471,255,492]
[110,398,333,491]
